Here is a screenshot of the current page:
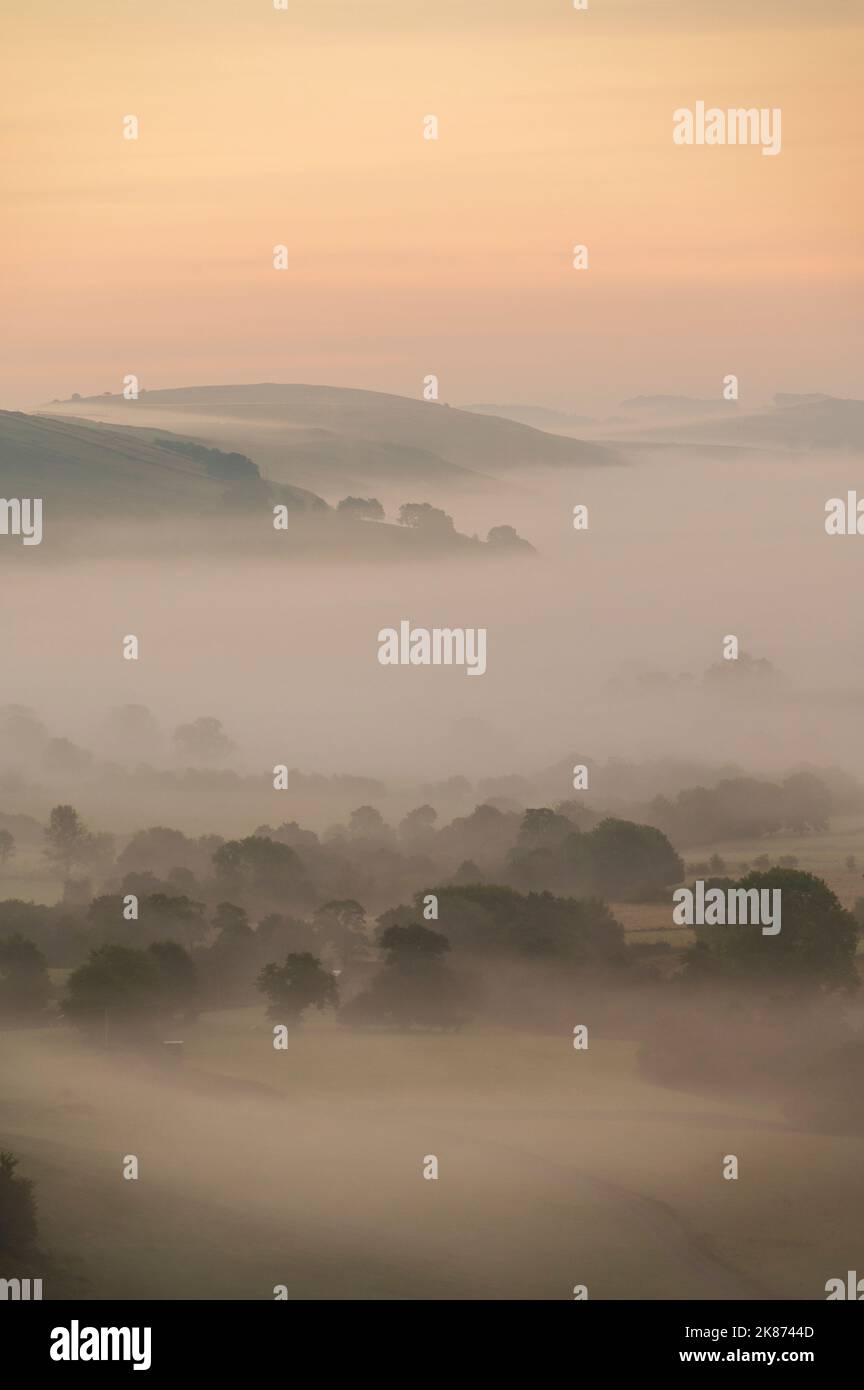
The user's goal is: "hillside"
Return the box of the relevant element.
[658,395,864,452]
[0,410,535,560]
[40,384,615,495]
[597,395,864,452]
[0,411,324,518]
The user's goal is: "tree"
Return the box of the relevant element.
[397,805,437,842]
[0,934,51,1020]
[682,870,859,995]
[0,829,14,866]
[256,913,317,960]
[379,923,450,964]
[257,952,338,1026]
[436,803,520,866]
[116,826,201,878]
[44,805,91,885]
[203,907,256,1005]
[140,893,206,947]
[173,716,235,764]
[0,1151,37,1255]
[313,900,368,968]
[87,892,205,948]
[390,884,627,967]
[62,944,161,1040]
[336,497,384,520]
[340,924,473,1031]
[159,439,259,482]
[211,836,308,909]
[212,901,249,934]
[0,899,87,970]
[517,808,574,851]
[397,502,455,535]
[486,524,534,553]
[148,940,198,1019]
[348,806,387,839]
[62,942,196,1041]
[574,818,684,900]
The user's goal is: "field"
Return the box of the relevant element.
[5,817,864,1301]
[683,815,864,910]
[4,1011,863,1301]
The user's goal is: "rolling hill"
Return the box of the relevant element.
[0,410,324,518]
[39,383,615,496]
[636,395,864,452]
[0,410,536,560]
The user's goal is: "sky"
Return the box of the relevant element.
[2,0,862,410]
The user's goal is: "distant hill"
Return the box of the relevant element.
[464,403,596,431]
[605,395,864,451]
[618,394,738,415]
[462,392,864,453]
[40,383,615,495]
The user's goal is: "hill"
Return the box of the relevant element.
[601,395,864,452]
[0,411,535,560]
[40,383,615,495]
[0,411,324,518]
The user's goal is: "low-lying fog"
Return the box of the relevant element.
[2,446,862,808]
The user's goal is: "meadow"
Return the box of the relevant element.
[5,1009,862,1301]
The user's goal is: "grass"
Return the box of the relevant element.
[4,817,864,1298]
[4,1013,862,1300]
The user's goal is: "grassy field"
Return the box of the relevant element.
[682,814,864,908]
[5,817,864,1299]
[4,1012,863,1301]
[613,814,864,947]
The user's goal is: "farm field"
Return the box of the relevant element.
[4,1013,861,1301]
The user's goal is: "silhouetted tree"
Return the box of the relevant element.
[337,497,384,520]
[257,952,338,1025]
[398,805,437,842]
[340,924,472,1030]
[173,717,235,764]
[212,836,308,908]
[574,818,684,900]
[44,805,90,885]
[0,934,51,1020]
[682,870,859,995]
[486,524,534,553]
[313,900,368,968]
[397,502,455,535]
[63,942,196,1041]
[0,1152,37,1255]
[148,940,198,1019]
[348,806,388,839]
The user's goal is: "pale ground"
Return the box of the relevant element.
[3,1014,862,1301]
[5,816,863,1299]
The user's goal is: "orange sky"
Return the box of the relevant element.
[2,0,862,409]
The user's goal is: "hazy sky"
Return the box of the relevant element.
[3,0,862,409]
